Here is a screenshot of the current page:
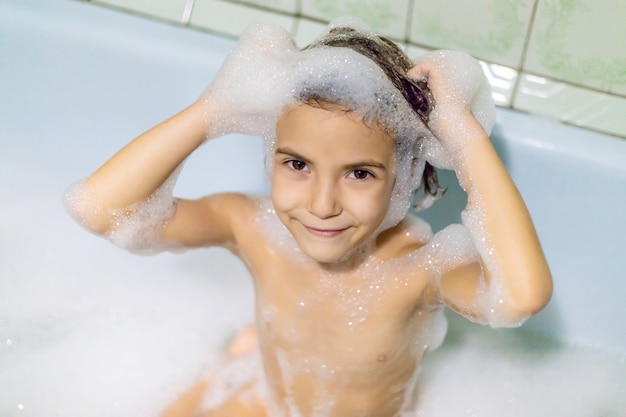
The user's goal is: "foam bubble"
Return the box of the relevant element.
[64,168,184,255]
[254,197,309,263]
[415,314,626,417]
[53,17,548,417]
[412,50,495,170]
[201,23,298,139]
[202,18,495,233]
[201,19,441,230]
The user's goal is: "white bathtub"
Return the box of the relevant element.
[1,1,625,416]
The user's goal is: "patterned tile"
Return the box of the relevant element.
[525,0,626,96]
[301,0,410,40]
[223,0,298,14]
[190,0,295,38]
[405,44,432,60]
[410,0,535,68]
[85,0,626,139]
[293,18,328,48]
[93,0,188,23]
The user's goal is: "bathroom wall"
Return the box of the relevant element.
[87,0,626,140]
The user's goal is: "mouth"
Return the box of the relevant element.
[304,225,349,238]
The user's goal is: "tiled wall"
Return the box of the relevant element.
[90,0,626,139]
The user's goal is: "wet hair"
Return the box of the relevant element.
[301,26,445,205]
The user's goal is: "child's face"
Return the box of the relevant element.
[271,104,396,264]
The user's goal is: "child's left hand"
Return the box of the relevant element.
[408,51,495,163]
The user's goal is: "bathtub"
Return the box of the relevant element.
[1,0,625,416]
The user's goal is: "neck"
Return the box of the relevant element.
[318,239,377,273]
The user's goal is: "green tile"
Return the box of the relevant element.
[190,0,295,38]
[294,18,328,48]
[301,0,411,40]
[524,0,626,96]
[405,44,432,60]
[410,0,534,68]
[229,0,298,14]
[93,0,188,23]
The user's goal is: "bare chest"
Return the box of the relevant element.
[253,250,442,367]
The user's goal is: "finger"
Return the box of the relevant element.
[407,61,433,80]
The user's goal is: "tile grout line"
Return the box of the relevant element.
[510,0,541,110]
[405,0,415,45]
[181,0,195,25]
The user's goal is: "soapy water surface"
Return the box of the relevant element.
[3,16,625,417]
[1,188,625,417]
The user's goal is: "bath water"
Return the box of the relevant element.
[0,187,624,417]
[1,11,624,417]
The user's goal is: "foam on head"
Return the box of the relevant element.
[411,50,496,172]
[204,17,494,232]
[283,46,431,230]
[203,18,435,230]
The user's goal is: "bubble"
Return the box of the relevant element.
[64,166,185,255]
[201,17,494,232]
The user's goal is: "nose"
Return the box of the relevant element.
[308,178,341,219]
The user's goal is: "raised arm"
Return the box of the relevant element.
[410,52,552,327]
[66,23,298,254]
[65,99,251,253]
[77,100,207,234]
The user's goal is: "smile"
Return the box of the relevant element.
[304,225,349,238]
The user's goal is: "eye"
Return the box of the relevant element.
[349,169,373,180]
[287,160,308,172]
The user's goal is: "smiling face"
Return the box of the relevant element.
[271,103,396,265]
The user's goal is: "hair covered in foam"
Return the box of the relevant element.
[202,17,495,231]
[285,46,431,229]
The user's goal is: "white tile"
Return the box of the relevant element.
[301,0,410,40]
[480,62,518,107]
[514,74,626,138]
[228,0,298,14]
[93,0,187,23]
[293,18,328,48]
[524,0,626,96]
[405,44,432,60]
[410,0,534,68]
[190,0,295,38]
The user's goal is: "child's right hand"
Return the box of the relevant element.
[201,24,298,139]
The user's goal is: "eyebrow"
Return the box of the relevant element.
[275,146,388,171]
[345,160,388,171]
[275,147,312,165]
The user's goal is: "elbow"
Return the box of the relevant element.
[517,261,553,315]
[499,269,553,327]
[64,181,113,236]
[66,204,113,236]
[520,272,553,316]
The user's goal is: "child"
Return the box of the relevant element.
[65,17,552,417]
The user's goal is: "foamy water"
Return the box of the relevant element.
[1,184,624,417]
[1,10,625,417]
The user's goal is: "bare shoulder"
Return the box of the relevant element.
[162,192,261,249]
[376,215,434,259]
